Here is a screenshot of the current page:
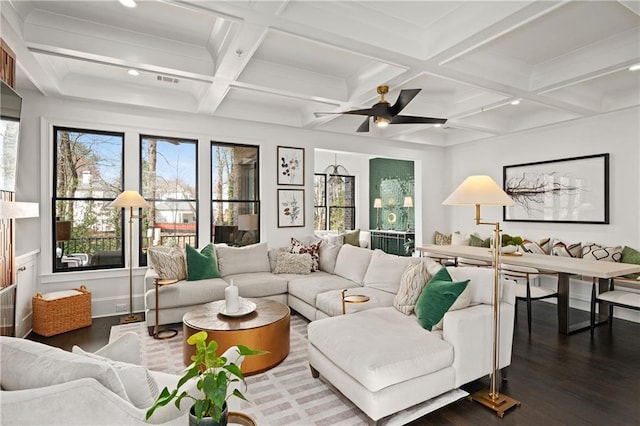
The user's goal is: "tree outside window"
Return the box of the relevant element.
[53,127,124,272]
[140,136,197,265]
[314,173,355,231]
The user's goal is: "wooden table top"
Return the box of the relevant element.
[417,244,640,279]
[183,298,290,332]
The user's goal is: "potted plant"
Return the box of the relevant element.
[146,331,266,426]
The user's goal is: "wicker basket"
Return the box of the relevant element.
[32,285,92,336]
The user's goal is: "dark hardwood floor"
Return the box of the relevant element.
[28,302,640,425]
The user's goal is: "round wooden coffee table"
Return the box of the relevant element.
[182,298,290,375]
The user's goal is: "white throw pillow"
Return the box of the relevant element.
[582,243,622,262]
[72,345,159,409]
[363,249,416,294]
[333,244,373,284]
[394,261,432,315]
[451,231,470,246]
[215,242,270,276]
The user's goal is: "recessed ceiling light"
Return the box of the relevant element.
[119,0,137,8]
[127,69,140,76]
[629,64,640,71]
[510,99,521,105]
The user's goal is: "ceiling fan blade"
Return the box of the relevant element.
[390,115,447,125]
[390,89,421,116]
[314,108,373,118]
[356,117,370,132]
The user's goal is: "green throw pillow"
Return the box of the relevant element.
[470,234,491,248]
[621,246,640,279]
[414,266,470,331]
[342,229,361,246]
[186,243,221,281]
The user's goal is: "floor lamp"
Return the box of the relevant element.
[403,196,413,231]
[110,190,150,324]
[442,175,521,417]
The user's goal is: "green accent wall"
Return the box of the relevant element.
[369,158,414,232]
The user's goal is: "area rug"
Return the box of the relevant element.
[110,315,467,425]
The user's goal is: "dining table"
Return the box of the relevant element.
[416,244,640,335]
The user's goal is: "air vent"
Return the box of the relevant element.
[156,75,179,84]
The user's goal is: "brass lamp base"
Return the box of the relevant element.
[120,313,144,324]
[469,389,521,418]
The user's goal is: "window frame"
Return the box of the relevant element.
[210,141,260,245]
[315,173,356,231]
[138,135,199,266]
[313,173,327,231]
[52,125,125,272]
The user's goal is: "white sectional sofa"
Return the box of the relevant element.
[143,239,516,423]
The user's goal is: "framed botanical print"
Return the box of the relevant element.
[277,146,304,186]
[503,153,609,224]
[278,189,305,227]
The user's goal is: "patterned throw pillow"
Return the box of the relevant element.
[521,238,551,255]
[434,231,451,245]
[290,238,321,272]
[147,247,186,280]
[394,259,437,315]
[582,243,622,262]
[551,240,582,258]
[273,252,313,274]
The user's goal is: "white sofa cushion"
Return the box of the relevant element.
[318,242,342,274]
[288,273,358,306]
[72,346,159,409]
[145,277,227,310]
[316,287,395,317]
[448,266,512,305]
[0,337,129,402]
[224,272,289,297]
[363,249,418,294]
[308,307,454,392]
[216,242,271,276]
[333,244,373,284]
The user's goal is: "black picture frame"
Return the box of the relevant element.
[277,146,304,186]
[503,153,609,224]
[277,189,305,227]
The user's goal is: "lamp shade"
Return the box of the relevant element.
[373,198,382,208]
[238,214,258,231]
[403,196,414,208]
[442,175,514,206]
[109,191,150,209]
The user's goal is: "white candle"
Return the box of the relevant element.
[225,279,239,313]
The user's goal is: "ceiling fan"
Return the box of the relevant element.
[314,85,447,132]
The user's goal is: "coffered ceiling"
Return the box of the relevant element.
[2,0,639,147]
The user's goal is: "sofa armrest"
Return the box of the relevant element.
[144,268,159,292]
[442,302,515,387]
[0,377,159,425]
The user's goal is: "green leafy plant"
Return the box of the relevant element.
[146,331,266,424]
[501,234,523,247]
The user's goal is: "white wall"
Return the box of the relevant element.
[444,107,640,322]
[15,90,447,317]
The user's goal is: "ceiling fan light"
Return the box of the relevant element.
[375,116,390,128]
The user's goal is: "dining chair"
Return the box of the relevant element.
[590,276,640,336]
[501,264,558,335]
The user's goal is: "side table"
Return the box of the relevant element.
[341,289,370,314]
[154,278,179,340]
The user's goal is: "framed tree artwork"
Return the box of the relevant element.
[277,146,304,186]
[503,153,609,224]
[278,189,305,227]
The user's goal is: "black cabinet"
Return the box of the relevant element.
[370,230,414,256]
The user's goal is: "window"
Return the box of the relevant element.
[313,174,326,230]
[314,173,355,231]
[211,142,259,246]
[140,136,197,265]
[53,127,124,272]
